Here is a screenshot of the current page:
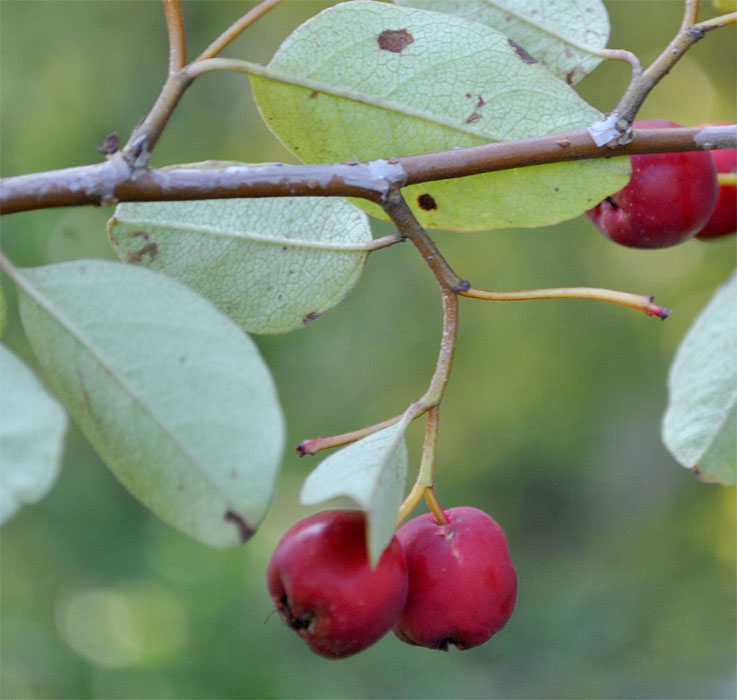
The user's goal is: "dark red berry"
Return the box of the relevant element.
[393,506,517,651]
[587,119,718,248]
[266,510,408,659]
[696,123,736,240]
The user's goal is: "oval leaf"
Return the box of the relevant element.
[250,0,629,231]
[15,260,285,546]
[0,344,68,524]
[662,273,737,484]
[395,0,610,85]
[300,413,411,565]
[108,196,371,334]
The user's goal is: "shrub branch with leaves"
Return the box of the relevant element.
[1,0,735,660]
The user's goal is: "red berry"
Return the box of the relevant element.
[586,119,718,248]
[696,123,736,240]
[393,506,517,651]
[266,510,408,659]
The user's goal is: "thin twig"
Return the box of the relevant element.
[381,188,468,292]
[605,4,736,140]
[680,0,700,31]
[460,286,672,319]
[163,0,187,73]
[195,0,283,62]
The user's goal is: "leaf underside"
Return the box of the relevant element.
[662,273,737,485]
[108,196,372,334]
[0,345,68,524]
[250,0,629,231]
[394,0,610,86]
[16,260,286,546]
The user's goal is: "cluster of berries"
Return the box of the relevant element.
[587,120,736,248]
[267,507,517,659]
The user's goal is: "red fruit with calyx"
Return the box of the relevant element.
[696,123,736,240]
[266,509,408,659]
[586,119,718,248]
[393,506,517,651]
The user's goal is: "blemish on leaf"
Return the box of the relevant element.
[465,112,481,124]
[127,231,158,264]
[508,38,537,64]
[417,193,437,211]
[302,311,322,325]
[224,509,255,543]
[476,95,485,108]
[309,91,319,99]
[377,28,414,53]
[566,66,584,85]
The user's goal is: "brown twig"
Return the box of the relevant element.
[596,3,737,144]
[3,125,734,215]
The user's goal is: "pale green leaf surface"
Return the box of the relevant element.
[16,260,285,545]
[108,197,371,334]
[662,273,737,485]
[395,0,610,85]
[0,345,68,524]
[0,285,7,338]
[299,413,411,565]
[250,0,629,231]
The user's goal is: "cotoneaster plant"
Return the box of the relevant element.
[1,0,735,679]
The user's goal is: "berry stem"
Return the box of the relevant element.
[460,285,672,319]
[423,487,449,527]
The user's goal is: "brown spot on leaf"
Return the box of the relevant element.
[465,112,481,124]
[508,38,537,64]
[377,28,414,53]
[417,193,437,210]
[309,90,319,99]
[476,95,485,108]
[225,509,255,543]
[302,311,322,325]
[127,232,158,264]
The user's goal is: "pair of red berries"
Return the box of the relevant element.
[587,120,736,248]
[266,506,517,659]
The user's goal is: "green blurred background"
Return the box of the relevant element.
[1,1,735,698]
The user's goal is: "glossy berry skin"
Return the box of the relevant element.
[266,510,408,659]
[587,119,718,248]
[393,506,517,651]
[696,123,736,239]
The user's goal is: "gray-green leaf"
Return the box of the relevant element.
[394,0,610,85]
[250,0,629,232]
[662,273,737,485]
[108,196,371,334]
[0,345,68,524]
[300,413,411,565]
[15,259,285,545]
